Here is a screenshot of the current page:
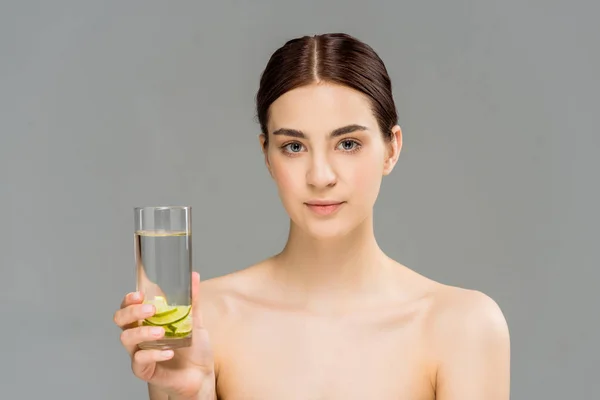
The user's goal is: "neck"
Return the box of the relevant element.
[269,215,394,310]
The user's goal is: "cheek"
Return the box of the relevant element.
[270,156,301,196]
[350,154,383,190]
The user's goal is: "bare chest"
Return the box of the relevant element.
[212,309,435,400]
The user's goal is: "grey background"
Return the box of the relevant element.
[1,0,598,399]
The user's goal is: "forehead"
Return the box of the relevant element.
[267,83,377,135]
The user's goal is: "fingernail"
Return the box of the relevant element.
[131,292,141,300]
[142,304,154,314]
[150,327,164,336]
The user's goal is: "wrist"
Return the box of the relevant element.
[197,372,217,400]
[170,372,216,400]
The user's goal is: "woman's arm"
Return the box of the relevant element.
[148,384,169,400]
[434,290,511,399]
[148,383,218,400]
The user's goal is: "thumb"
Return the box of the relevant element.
[189,271,215,372]
[191,271,204,329]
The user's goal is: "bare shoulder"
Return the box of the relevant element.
[424,283,511,399]
[197,268,249,309]
[388,262,509,342]
[427,284,510,342]
[195,260,271,325]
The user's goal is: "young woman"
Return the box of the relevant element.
[114,33,510,400]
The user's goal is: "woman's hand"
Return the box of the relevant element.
[114,272,216,400]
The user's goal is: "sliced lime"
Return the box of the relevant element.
[142,320,176,335]
[164,314,192,337]
[145,305,191,326]
[143,296,178,317]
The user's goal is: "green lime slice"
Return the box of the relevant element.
[145,305,191,326]
[142,320,177,335]
[165,314,192,337]
[144,296,178,317]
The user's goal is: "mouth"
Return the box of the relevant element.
[304,200,346,216]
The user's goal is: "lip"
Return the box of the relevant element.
[304,200,345,216]
[305,200,344,206]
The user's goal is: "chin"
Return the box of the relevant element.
[299,219,359,240]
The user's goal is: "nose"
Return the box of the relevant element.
[306,153,337,188]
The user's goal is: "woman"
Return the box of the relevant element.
[114,33,510,400]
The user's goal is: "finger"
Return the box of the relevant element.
[191,271,203,328]
[120,325,166,356]
[120,291,144,309]
[132,349,174,381]
[114,303,156,330]
[114,292,144,328]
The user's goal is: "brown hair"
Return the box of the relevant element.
[256,33,398,145]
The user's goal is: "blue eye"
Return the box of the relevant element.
[337,140,360,151]
[283,142,304,153]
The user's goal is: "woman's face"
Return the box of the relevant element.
[261,82,402,239]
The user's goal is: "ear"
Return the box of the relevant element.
[383,125,402,176]
[259,133,273,177]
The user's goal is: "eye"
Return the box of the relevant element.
[282,142,305,153]
[337,139,360,152]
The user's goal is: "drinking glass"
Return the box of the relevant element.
[134,206,192,350]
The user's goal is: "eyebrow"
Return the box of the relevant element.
[271,124,368,139]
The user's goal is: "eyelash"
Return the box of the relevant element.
[280,139,362,156]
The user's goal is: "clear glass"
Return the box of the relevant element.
[134,206,192,350]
